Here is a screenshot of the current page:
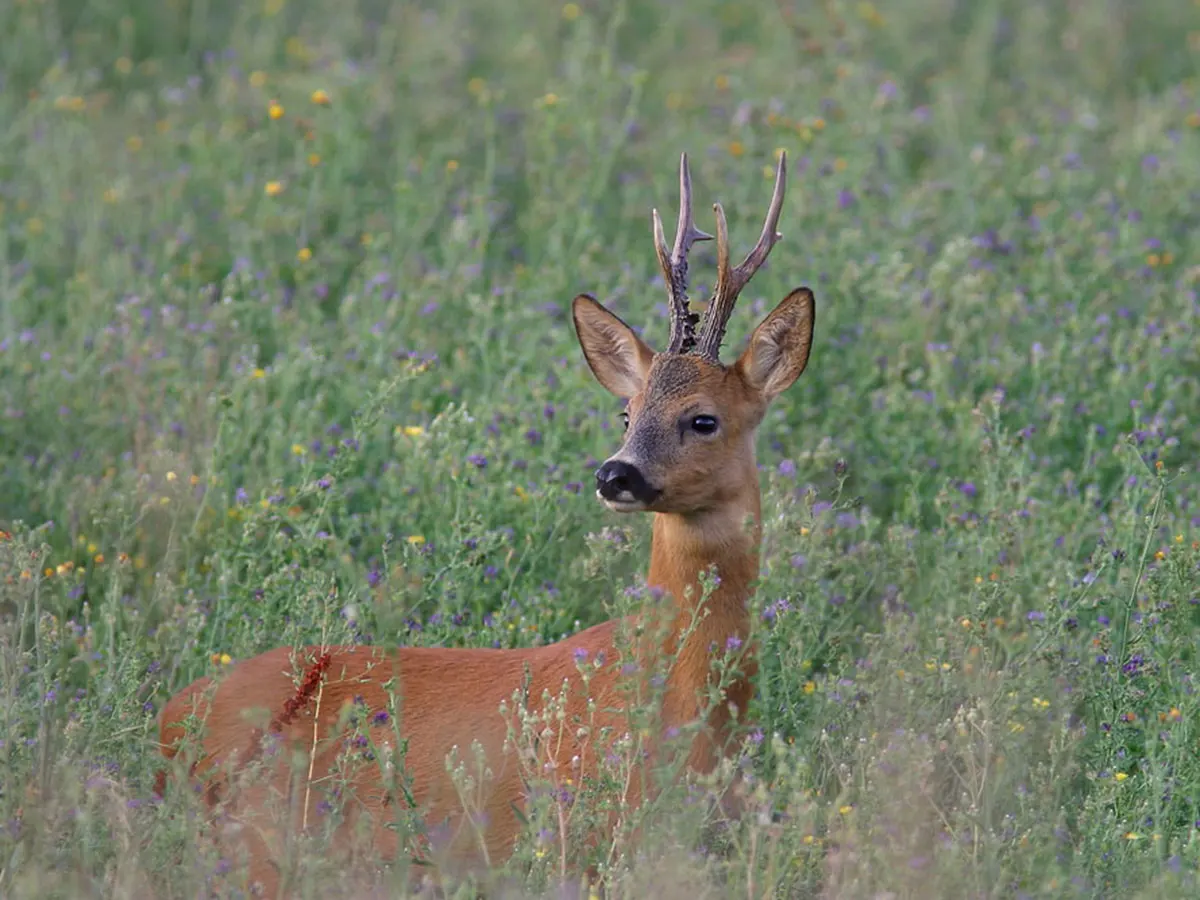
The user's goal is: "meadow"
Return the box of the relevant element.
[1,0,1199,896]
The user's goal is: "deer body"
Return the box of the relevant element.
[158,507,758,890]
[156,152,814,896]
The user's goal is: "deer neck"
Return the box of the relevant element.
[647,501,761,623]
[644,479,761,705]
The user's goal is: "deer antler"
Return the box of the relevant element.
[653,152,713,354]
[694,151,788,362]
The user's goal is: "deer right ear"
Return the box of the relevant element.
[572,294,656,399]
[734,287,816,402]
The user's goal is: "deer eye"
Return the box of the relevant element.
[690,415,719,435]
[620,411,630,431]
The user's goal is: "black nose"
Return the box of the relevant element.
[595,460,656,504]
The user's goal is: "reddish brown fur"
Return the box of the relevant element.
[156,524,760,892]
[156,221,814,898]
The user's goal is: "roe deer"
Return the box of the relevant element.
[155,151,815,896]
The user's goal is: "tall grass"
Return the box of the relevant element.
[1,0,1199,896]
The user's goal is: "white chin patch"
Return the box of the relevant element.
[599,492,646,512]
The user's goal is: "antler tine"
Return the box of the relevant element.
[695,151,788,361]
[654,152,713,354]
[713,199,731,302]
[671,151,714,263]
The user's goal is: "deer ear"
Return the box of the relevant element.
[572,294,656,399]
[734,287,815,401]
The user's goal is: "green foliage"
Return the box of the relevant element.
[1,0,1199,896]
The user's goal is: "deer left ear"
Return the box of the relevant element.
[572,293,656,400]
[734,287,815,401]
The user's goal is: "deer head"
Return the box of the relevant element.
[572,152,815,518]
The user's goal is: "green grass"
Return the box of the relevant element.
[1,0,1199,896]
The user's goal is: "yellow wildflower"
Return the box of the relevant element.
[54,95,86,112]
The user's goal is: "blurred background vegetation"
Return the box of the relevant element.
[1,0,1199,896]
